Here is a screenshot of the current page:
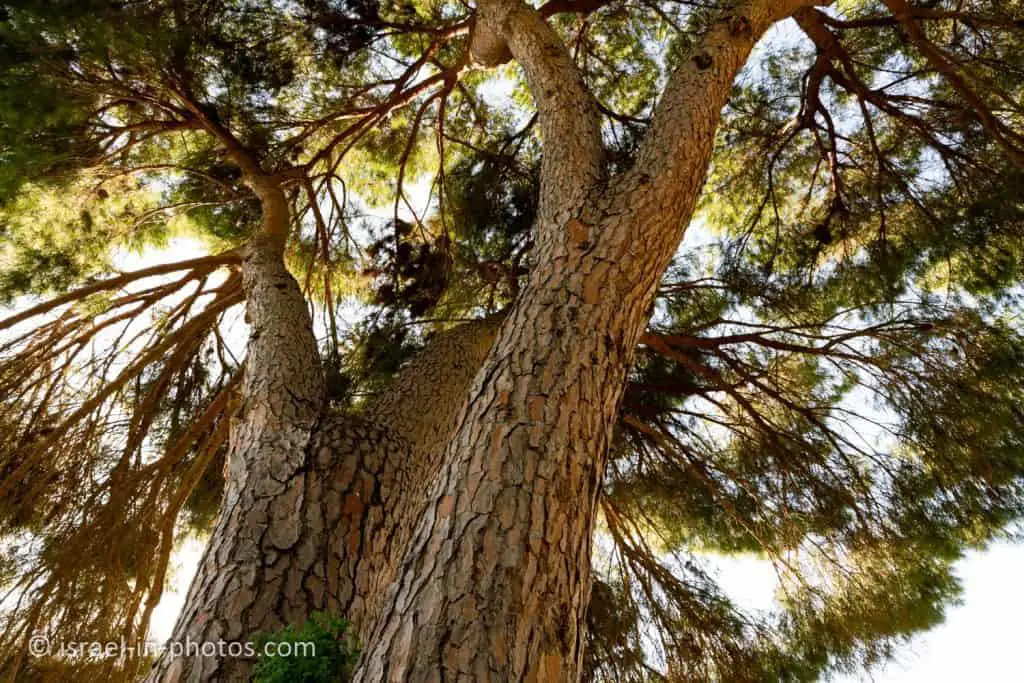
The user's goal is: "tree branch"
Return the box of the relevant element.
[0,251,240,333]
[880,0,1024,166]
[632,0,833,194]
[472,0,603,220]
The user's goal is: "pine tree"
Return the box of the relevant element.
[2,0,1024,681]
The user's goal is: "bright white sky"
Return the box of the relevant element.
[841,540,1024,683]
[710,543,1024,682]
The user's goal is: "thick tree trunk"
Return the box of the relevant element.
[352,257,648,682]
[352,1,823,680]
[151,1,827,681]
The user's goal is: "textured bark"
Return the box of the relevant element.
[352,1,826,681]
[145,274,501,681]
[145,230,326,682]
[152,1,832,681]
[314,316,505,636]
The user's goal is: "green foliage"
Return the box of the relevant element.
[2,0,1024,681]
[253,612,359,683]
[0,2,99,200]
[0,177,170,302]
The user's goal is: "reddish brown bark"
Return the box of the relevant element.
[353,1,826,680]
[152,1,831,681]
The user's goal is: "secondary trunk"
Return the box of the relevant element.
[144,234,326,682]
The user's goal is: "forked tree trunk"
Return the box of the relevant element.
[143,181,504,679]
[149,1,826,681]
[353,1,821,679]
[145,241,502,680]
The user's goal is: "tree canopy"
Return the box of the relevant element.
[1,0,1024,680]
